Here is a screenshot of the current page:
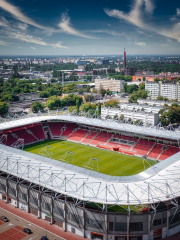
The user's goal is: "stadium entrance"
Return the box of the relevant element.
[91,232,103,240]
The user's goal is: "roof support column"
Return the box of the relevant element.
[5,178,9,204]
[50,198,54,225]
[38,192,41,219]
[63,196,67,232]
[127,205,130,240]
[166,202,170,238]
[82,202,85,238]
[26,188,30,213]
[148,204,151,240]
[105,204,108,240]
[15,183,19,208]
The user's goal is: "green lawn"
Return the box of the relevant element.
[24,140,156,176]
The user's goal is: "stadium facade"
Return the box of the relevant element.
[0,113,180,240]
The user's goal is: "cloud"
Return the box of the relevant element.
[144,0,154,13]
[0,39,7,45]
[0,0,48,29]
[177,8,180,16]
[104,0,146,29]
[8,31,68,48]
[30,46,36,49]
[0,16,8,27]
[104,0,180,42]
[18,23,28,31]
[135,41,146,46]
[58,13,96,39]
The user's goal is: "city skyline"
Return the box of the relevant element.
[0,0,180,55]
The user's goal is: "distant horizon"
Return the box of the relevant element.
[0,54,180,57]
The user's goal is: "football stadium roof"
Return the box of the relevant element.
[0,143,180,206]
[0,114,180,141]
[0,113,180,205]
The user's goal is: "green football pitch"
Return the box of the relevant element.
[24,140,156,176]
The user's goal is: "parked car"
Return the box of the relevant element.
[23,228,32,234]
[1,216,9,222]
[41,236,49,240]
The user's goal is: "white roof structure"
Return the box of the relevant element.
[0,114,180,205]
[0,144,180,205]
[0,114,180,141]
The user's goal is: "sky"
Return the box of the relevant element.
[0,0,180,55]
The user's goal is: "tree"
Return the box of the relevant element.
[113,114,118,120]
[100,88,106,97]
[97,102,101,116]
[106,89,112,95]
[139,82,145,90]
[157,96,164,100]
[46,100,56,110]
[76,99,80,114]
[0,102,9,115]
[39,91,48,98]
[104,99,119,108]
[81,102,96,112]
[143,76,146,81]
[78,88,84,94]
[85,85,91,92]
[85,75,92,81]
[92,88,97,93]
[84,94,94,102]
[31,102,45,113]
[119,114,124,121]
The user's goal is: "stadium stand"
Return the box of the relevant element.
[106,141,131,150]
[89,132,112,146]
[14,128,37,144]
[48,122,65,136]
[5,132,17,146]
[132,139,155,156]
[29,124,46,140]
[148,143,164,159]
[114,134,138,142]
[159,146,180,160]
[68,129,89,142]
[81,131,98,144]
[61,123,78,137]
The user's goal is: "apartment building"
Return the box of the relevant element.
[137,99,178,107]
[101,108,159,126]
[145,81,180,100]
[120,103,162,114]
[95,78,125,93]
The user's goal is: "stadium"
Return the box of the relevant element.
[0,111,180,240]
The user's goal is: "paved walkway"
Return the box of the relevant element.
[0,200,89,240]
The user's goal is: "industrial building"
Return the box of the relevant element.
[123,49,135,76]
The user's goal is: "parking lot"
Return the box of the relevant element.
[0,207,65,240]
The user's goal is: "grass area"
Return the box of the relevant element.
[24,140,156,176]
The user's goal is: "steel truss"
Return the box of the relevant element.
[0,144,180,206]
[11,138,24,150]
[0,112,180,142]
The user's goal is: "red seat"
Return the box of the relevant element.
[132,139,155,156]
[48,122,65,136]
[159,146,179,160]
[68,129,89,142]
[89,132,112,146]
[81,131,98,144]
[148,144,164,159]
